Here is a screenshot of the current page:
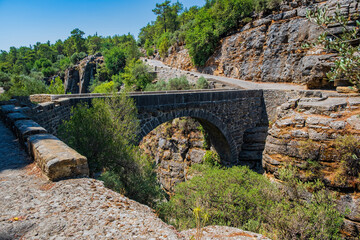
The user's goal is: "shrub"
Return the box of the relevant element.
[195,76,210,89]
[58,92,164,207]
[167,76,190,90]
[5,74,47,97]
[335,135,360,177]
[121,59,155,90]
[92,81,116,93]
[159,163,344,239]
[70,52,87,64]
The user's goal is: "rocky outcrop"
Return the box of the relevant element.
[164,0,359,89]
[262,92,360,238]
[140,117,208,194]
[64,53,104,94]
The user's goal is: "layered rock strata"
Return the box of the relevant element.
[263,92,360,238]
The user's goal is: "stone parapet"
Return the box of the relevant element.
[27,134,89,181]
[0,102,89,181]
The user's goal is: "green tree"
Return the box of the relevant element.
[104,47,127,76]
[58,93,164,207]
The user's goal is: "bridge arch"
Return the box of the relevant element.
[138,109,238,165]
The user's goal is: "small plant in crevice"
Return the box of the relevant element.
[191,207,209,240]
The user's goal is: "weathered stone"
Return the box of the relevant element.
[346,115,360,130]
[14,120,47,145]
[308,129,329,141]
[186,148,206,164]
[329,121,346,130]
[291,129,309,138]
[276,118,295,127]
[27,134,89,181]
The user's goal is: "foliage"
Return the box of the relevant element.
[167,76,190,90]
[335,135,360,178]
[140,0,282,66]
[70,52,87,64]
[121,59,155,90]
[47,76,65,94]
[104,47,127,76]
[306,6,360,90]
[58,93,164,207]
[4,74,47,97]
[92,81,117,93]
[144,79,168,91]
[195,76,210,89]
[0,29,141,98]
[202,150,220,167]
[0,71,11,91]
[159,163,344,239]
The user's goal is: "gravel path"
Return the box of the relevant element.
[146,59,306,91]
[0,121,183,240]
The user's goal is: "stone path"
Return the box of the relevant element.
[0,121,182,240]
[146,59,306,91]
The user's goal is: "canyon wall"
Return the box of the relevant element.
[164,0,360,89]
[263,92,360,237]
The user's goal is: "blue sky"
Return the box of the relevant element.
[0,0,204,51]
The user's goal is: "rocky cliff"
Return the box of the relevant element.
[64,53,104,94]
[164,0,359,89]
[263,92,360,238]
[139,117,208,194]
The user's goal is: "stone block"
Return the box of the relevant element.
[5,112,30,127]
[14,120,47,146]
[27,134,89,181]
[346,115,360,130]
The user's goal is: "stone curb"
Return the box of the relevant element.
[0,102,89,181]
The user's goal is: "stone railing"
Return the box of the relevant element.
[0,100,89,181]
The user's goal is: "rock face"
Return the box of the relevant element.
[64,53,104,94]
[262,93,360,238]
[164,0,359,89]
[140,117,208,194]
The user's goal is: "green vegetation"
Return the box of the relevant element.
[334,135,360,185]
[144,76,210,91]
[159,163,344,239]
[58,93,164,207]
[306,6,360,90]
[139,0,282,66]
[0,29,142,98]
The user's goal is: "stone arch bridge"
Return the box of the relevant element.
[30,89,292,170]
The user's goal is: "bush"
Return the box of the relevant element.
[92,81,116,93]
[70,52,87,64]
[58,93,164,207]
[121,59,155,90]
[335,135,360,177]
[144,79,168,91]
[195,76,210,89]
[5,74,47,97]
[167,76,190,90]
[159,164,344,239]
